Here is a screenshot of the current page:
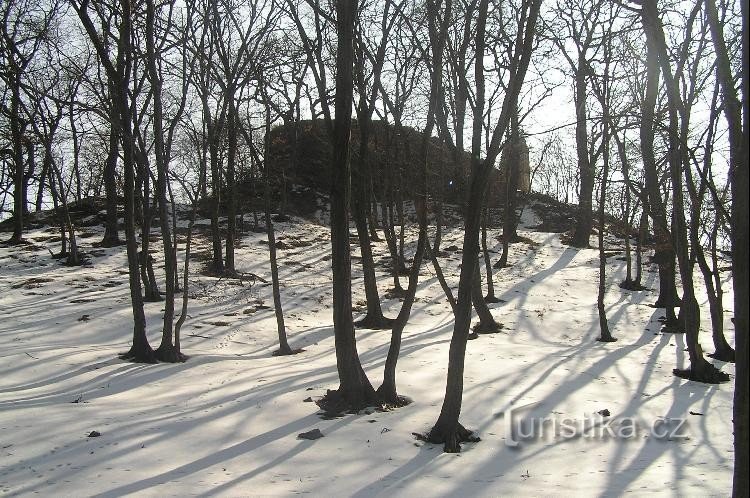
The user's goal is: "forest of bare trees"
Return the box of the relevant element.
[0,0,746,494]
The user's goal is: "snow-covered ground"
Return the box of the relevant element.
[0,204,735,497]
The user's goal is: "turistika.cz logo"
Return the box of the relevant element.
[496,403,690,447]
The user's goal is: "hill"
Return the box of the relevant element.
[0,197,735,496]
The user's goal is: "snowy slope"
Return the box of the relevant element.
[0,205,735,497]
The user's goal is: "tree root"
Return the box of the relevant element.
[596,335,618,343]
[315,388,379,416]
[473,321,503,334]
[673,362,730,384]
[484,295,505,304]
[707,347,736,363]
[97,237,125,248]
[354,314,396,330]
[376,386,413,409]
[423,422,480,453]
[155,343,187,363]
[658,314,683,334]
[119,345,157,364]
[619,279,647,291]
[272,347,305,356]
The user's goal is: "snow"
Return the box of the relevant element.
[0,207,735,497]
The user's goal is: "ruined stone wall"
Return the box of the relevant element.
[263,119,527,208]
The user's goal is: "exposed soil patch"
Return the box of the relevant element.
[11,277,55,289]
[527,193,578,233]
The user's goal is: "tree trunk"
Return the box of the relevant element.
[70,102,82,204]
[174,214,195,358]
[427,0,540,452]
[639,32,679,319]
[381,196,403,293]
[135,150,161,302]
[318,0,377,413]
[225,99,238,275]
[208,119,224,275]
[426,243,456,311]
[353,114,391,329]
[498,110,521,267]
[396,183,407,274]
[45,137,80,267]
[614,132,639,290]
[635,204,648,287]
[696,244,734,362]
[378,227,426,403]
[35,145,49,213]
[262,104,295,356]
[471,262,501,334]
[596,75,615,343]
[73,0,157,363]
[146,0,182,363]
[705,0,749,487]
[641,0,727,383]
[8,80,25,245]
[481,207,499,302]
[101,102,123,247]
[433,150,445,253]
[48,168,67,256]
[571,63,594,248]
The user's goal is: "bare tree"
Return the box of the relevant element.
[289,0,379,412]
[638,0,728,383]
[590,2,618,343]
[246,80,300,357]
[145,0,193,362]
[426,0,542,452]
[0,0,58,244]
[546,0,607,248]
[72,0,156,363]
[349,0,401,330]
[703,0,748,489]
[377,0,449,404]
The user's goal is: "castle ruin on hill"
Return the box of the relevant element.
[265,119,531,207]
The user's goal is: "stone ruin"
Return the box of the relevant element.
[264,119,531,208]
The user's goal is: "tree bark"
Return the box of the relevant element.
[704,0,749,489]
[498,110,521,268]
[571,63,594,248]
[596,63,615,343]
[352,117,391,329]
[319,0,377,413]
[101,99,123,247]
[72,0,156,362]
[639,32,679,323]
[427,0,540,452]
[146,0,182,363]
[641,0,727,383]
